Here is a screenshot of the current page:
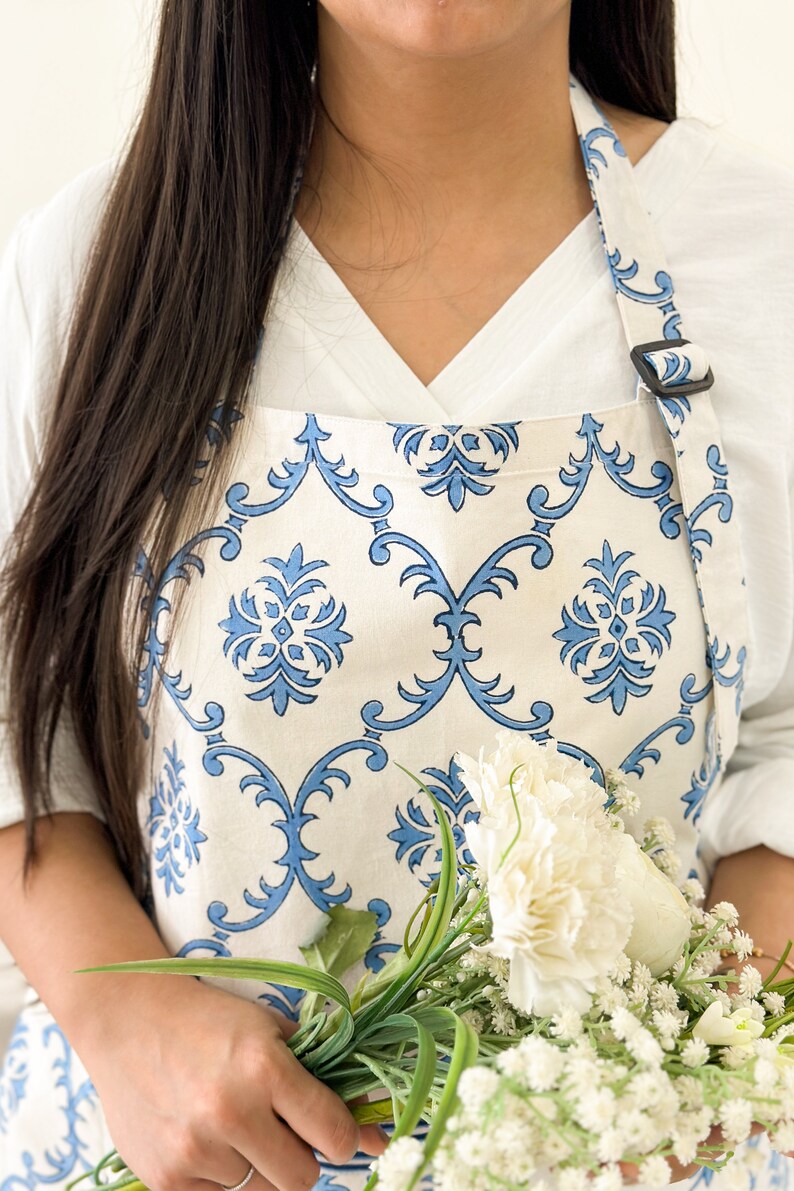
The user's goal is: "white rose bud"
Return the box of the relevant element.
[613,832,690,976]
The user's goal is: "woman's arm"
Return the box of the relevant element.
[0,812,177,1050]
[707,844,794,978]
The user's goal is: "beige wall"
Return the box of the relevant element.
[0,0,792,1052]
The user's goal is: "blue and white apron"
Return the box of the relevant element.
[2,78,787,1191]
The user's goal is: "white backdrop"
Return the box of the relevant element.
[0,0,792,1050]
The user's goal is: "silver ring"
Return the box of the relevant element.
[220,1164,255,1191]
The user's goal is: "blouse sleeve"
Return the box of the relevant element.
[0,167,116,830]
[696,491,794,877]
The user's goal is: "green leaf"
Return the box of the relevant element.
[288,1012,328,1059]
[298,905,378,1024]
[351,1098,394,1125]
[76,957,352,1013]
[361,1018,438,1191]
[300,905,379,979]
[405,1008,479,1191]
[354,770,459,1037]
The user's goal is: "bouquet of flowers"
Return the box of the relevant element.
[69,732,794,1191]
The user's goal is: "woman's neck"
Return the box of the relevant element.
[297,4,585,248]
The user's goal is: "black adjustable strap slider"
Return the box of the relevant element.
[630,337,715,399]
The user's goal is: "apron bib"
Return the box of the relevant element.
[1,79,765,1191]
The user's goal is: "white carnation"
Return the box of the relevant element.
[460,736,634,1015]
[459,733,690,1012]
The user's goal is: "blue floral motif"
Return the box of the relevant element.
[389,757,477,886]
[554,541,676,714]
[0,1021,100,1190]
[219,544,352,715]
[389,422,520,511]
[136,413,393,738]
[147,743,207,897]
[0,1019,28,1135]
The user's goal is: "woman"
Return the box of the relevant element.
[0,2,792,1189]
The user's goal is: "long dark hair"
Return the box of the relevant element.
[0,0,675,899]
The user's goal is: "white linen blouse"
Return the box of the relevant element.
[0,113,793,874]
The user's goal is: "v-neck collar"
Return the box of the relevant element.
[269,116,714,424]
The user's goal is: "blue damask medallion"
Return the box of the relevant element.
[554,540,676,714]
[219,544,352,715]
[389,756,477,887]
[389,422,520,511]
[147,742,207,897]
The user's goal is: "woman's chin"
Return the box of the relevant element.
[319,0,563,62]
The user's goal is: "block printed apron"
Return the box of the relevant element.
[1,78,789,1191]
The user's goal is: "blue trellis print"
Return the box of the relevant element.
[362,529,553,733]
[388,756,478,887]
[190,402,245,489]
[526,413,683,554]
[219,544,352,715]
[0,1019,28,1135]
[389,422,520,511]
[578,122,628,177]
[680,709,719,825]
[147,742,207,897]
[554,540,676,714]
[0,1021,100,1191]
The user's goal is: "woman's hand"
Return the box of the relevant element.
[81,975,387,1191]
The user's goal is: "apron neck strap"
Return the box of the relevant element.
[569,77,714,404]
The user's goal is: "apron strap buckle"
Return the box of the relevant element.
[630,337,715,398]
